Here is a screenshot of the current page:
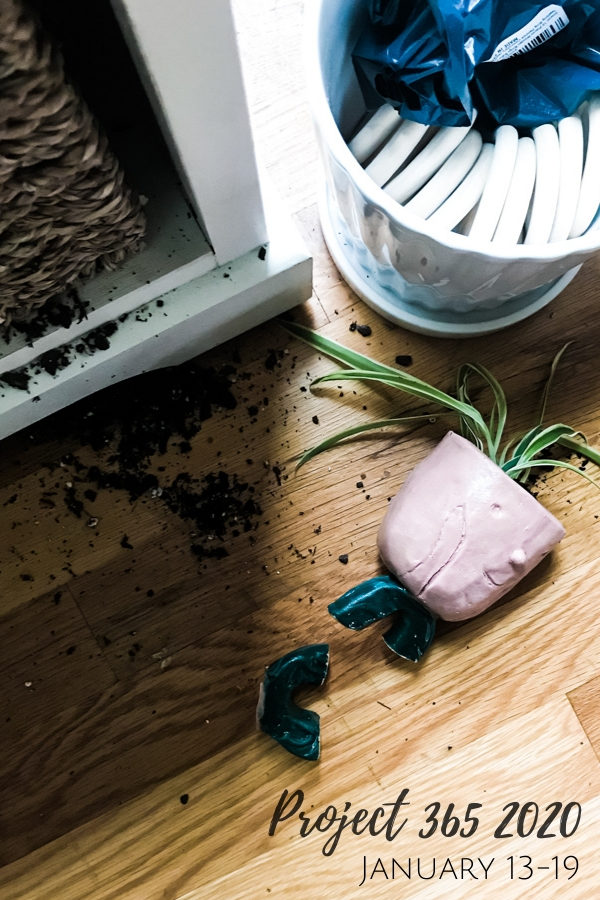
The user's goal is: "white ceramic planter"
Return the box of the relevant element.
[306,0,600,335]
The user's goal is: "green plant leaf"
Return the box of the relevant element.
[282,320,488,432]
[310,369,489,434]
[556,434,600,468]
[280,319,400,376]
[455,365,484,450]
[520,425,584,463]
[281,321,600,489]
[502,424,582,472]
[498,434,520,466]
[295,415,448,470]
[538,342,572,425]
[456,362,507,461]
[504,424,546,467]
[505,458,600,490]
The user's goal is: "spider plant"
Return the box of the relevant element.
[282,320,600,486]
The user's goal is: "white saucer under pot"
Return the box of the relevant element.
[306,0,600,337]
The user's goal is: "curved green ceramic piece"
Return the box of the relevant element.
[328,575,436,662]
[257,643,329,760]
[382,604,437,662]
[328,575,416,628]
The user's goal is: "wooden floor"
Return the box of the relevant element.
[2,2,600,897]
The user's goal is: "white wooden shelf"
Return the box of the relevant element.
[0,180,310,440]
[0,0,312,438]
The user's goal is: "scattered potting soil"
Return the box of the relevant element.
[18,356,264,563]
[0,320,122,389]
[264,350,278,371]
[0,288,89,346]
[349,322,372,337]
[0,370,31,391]
[170,470,262,561]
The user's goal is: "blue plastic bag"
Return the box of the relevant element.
[353,0,600,128]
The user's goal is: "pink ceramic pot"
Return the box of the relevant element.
[378,432,565,621]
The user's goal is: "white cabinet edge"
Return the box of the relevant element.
[111,0,268,264]
[0,196,312,440]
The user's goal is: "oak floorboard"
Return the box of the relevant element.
[569,673,600,759]
[3,696,595,900]
[1,0,599,896]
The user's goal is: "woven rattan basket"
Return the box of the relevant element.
[0,0,146,323]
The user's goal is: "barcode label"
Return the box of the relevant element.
[485,5,569,63]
